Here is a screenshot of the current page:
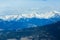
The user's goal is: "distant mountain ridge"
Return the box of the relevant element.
[0,11,60,21]
[0,11,60,30]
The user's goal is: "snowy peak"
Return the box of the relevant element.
[0,11,60,21]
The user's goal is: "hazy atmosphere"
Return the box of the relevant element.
[0,0,60,15]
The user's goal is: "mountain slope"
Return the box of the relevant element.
[0,11,60,30]
[1,20,60,40]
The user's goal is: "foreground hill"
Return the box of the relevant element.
[0,21,60,40]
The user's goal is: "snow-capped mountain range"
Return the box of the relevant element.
[0,11,60,30]
[0,11,60,21]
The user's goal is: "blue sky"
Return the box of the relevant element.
[0,0,60,15]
